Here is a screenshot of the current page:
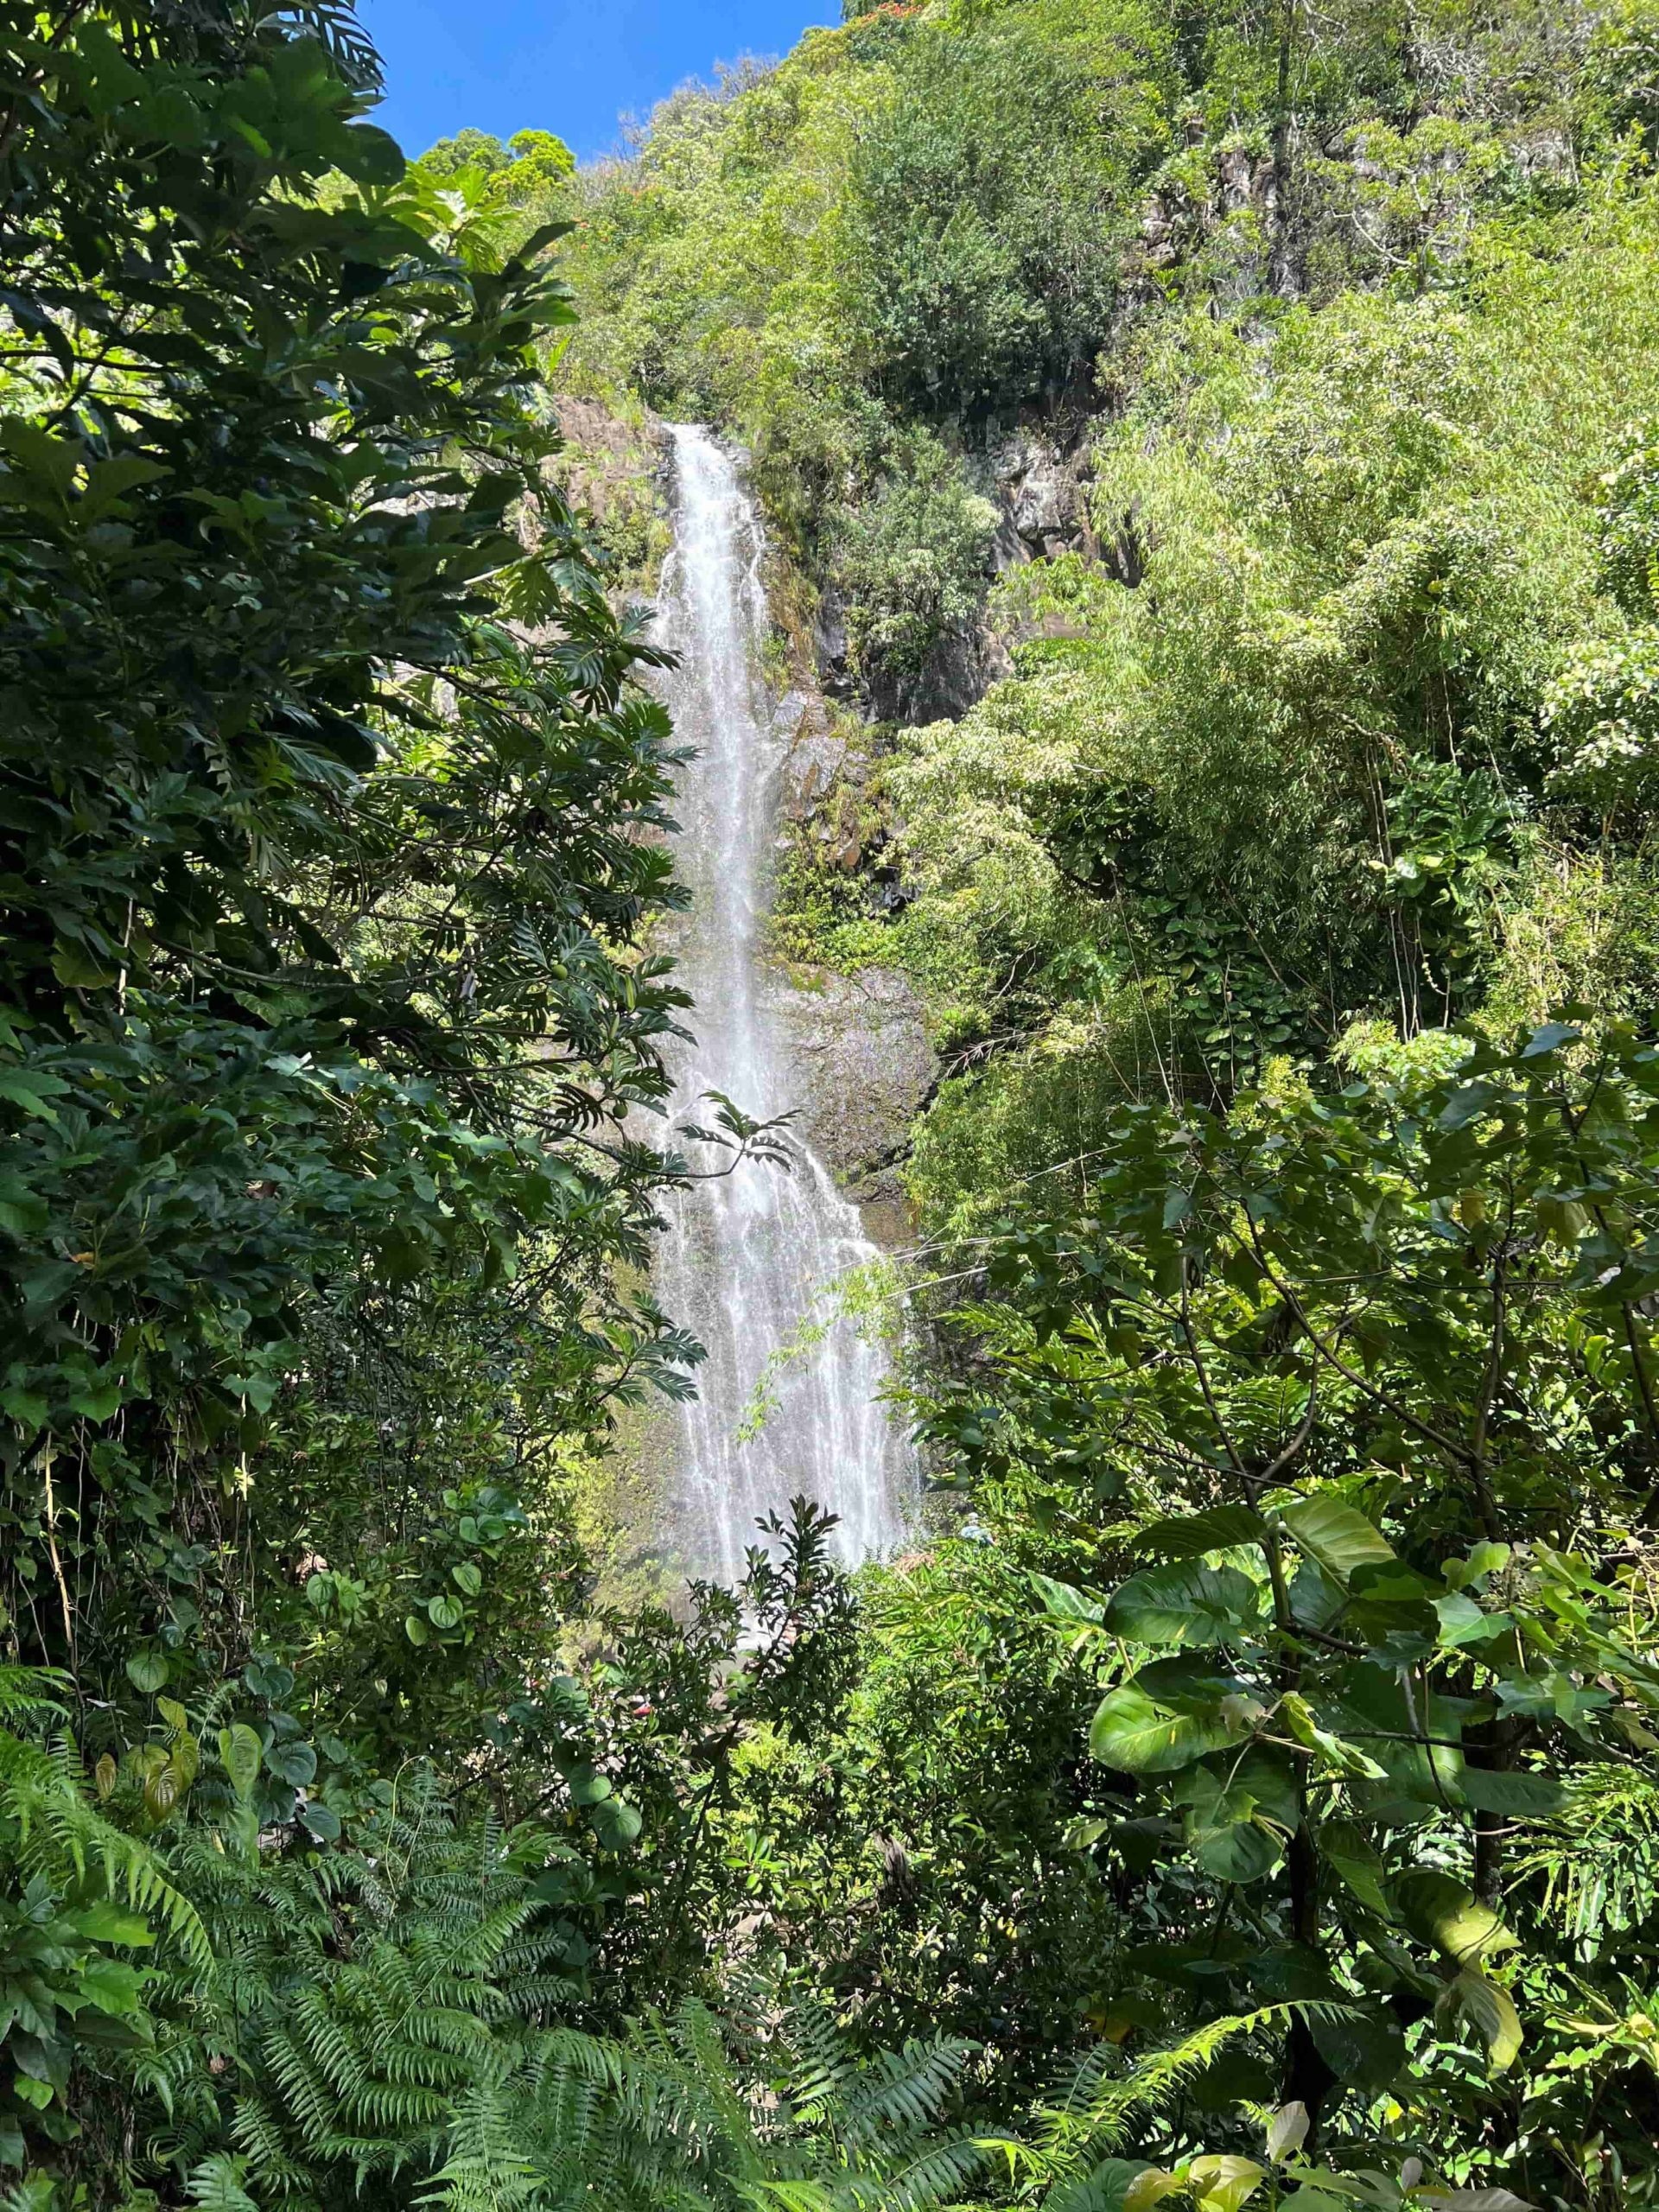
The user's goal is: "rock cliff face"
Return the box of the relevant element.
[546,396,669,588]
[769,703,935,1247]
[975,425,1098,573]
[770,965,933,1244]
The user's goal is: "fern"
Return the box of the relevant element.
[271,0,383,86]
[0,1664,69,1726]
[0,1722,210,1971]
[187,2152,260,2212]
[1015,2005,1313,2194]
[1516,1764,1659,1956]
[586,1997,988,2212]
[6,1751,1005,2212]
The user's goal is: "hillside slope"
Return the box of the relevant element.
[554,0,1659,1233]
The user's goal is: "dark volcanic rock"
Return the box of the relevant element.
[767,967,933,1244]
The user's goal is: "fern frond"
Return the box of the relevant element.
[841,2037,973,2148]
[1026,2005,1300,2179]
[187,2152,259,2212]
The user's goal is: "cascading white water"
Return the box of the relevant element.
[652,423,912,1586]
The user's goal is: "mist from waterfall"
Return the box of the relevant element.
[652,423,912,1586]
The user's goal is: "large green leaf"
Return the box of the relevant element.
[217,1724,263,1799]
[1456,1768,1566,1817]
[1105,1562,1262,1647]
[1090,1684,1241,1774]
[1396,1870,1516,1963]
[0,1066,70,1122]
[1044,2159,1166,2212]
[1031,1573,1106,1624]
[1131,1506,1268,1560]
[264,1738,317,1789]
[70,1902,154,1948]
[1318,1818,1393,1919]
[1449,1968,1523,2072]
[1187,2156,1268,2212]
[1179,1768,1282,1883]
[589,1797,643,1851]
[124,1649,168,1694]
[1279,1495,1395,1582]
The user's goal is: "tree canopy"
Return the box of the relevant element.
[8,1,1659,2209]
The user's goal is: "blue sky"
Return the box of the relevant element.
[361,1,836,164]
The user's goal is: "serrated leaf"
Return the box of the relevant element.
[78,1957,146,2015]
[71,1902,153,1947]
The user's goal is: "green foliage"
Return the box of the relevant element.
[417,126,575,193]
[0,0,692,1751]
[15,1,1659,2209]
[832,429,997,714]
[0,1671,206,2175]
[912,1018,1659,2194]
[556,0,1175,712]
[1582,0,1659,154]
[843,0,1174,416]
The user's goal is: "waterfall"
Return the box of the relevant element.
[652,423,912,1586]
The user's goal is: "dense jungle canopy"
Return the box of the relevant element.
[5,1,1659,2209]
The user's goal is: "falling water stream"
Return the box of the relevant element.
[652,424,912,1585]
